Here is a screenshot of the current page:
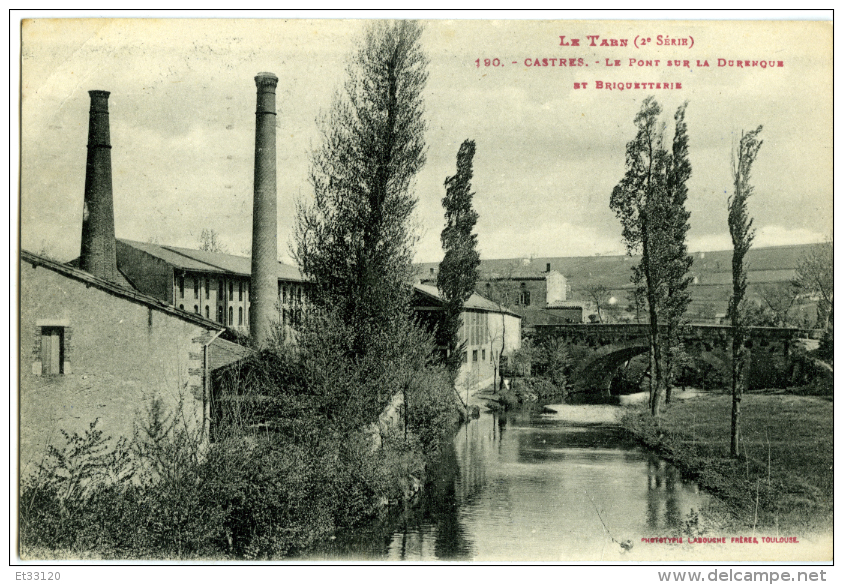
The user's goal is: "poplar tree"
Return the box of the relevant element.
[437,139,480,375]
[727,126,762,458]
[610,97,693,417]
[295,20,428,358]
[662,103,694,403]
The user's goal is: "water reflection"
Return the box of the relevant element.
[317,405,709,561]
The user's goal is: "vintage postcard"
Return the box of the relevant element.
[16,16,832,565]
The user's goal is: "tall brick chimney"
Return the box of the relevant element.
[79,90,118,283]
[249,73,279,346]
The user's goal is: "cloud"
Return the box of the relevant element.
[20,20,832,269]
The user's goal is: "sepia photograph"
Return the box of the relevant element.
[14,13,833,565]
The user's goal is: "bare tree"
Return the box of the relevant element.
[584,283,611,323]
[795,238,833,330]
[481,262,521,392]
[198,228,228,254]
[758,281,800,327]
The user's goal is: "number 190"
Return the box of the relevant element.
[475,58,502,67]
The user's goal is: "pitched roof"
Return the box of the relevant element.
[413,284,521,318]
[21,250,225,332]
[208,337,252,371]
[118,239,306,282]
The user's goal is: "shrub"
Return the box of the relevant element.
[22,311,461,559]
[406,365,461,455]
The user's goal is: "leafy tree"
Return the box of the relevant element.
[295,20,428,362]
[727,125,763,457]
[795,238,833,330]
[584,283,611,323]
[437,139,480,374]
[662,103,694,404]
[610,97,693,416]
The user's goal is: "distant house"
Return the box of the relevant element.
[424,263,571,328]
[115,239,309,334]
[18,251,248,473]
[412,284,522,391]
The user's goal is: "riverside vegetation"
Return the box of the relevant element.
[620,390,832,534]
[19,313,461,560]
[619,341,833,536]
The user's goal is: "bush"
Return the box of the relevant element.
[406,365,461,454]
[22,310,461,559]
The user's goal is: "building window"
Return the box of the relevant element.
[462,351,468,363]
[205,305,209,319]
[239,282,243,301]
[219,279,224,297]
[179,304,184,310]
[179,275,185,298]
[281,285,287,304]
[194,305,199,314]
[238,307,243,326]
[205,278,210,299]
[40,326,64,375]
[482,349,486,361]
[472,349,478,362]
[217,306,223,323]
[228,307,233,326]
[229,281,234,301]
[194,278,199,299]
[520,290,531,306]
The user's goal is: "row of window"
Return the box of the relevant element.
[178,304,247,326]
[178,276,249,302]
[462,348,488,364]
[461,311,489,347]
[177,275,308,306]
[279,283,305,305]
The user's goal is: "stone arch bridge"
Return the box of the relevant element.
[533,323,817,395]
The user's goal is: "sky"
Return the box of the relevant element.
[19,17,832,265]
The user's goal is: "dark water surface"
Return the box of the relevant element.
[313,404,710,561]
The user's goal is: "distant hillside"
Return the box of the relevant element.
[416,243,823,324]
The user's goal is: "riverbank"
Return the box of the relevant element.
[619,390,833,534]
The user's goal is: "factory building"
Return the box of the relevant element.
[116,239,308,335]
[413,284,522,391]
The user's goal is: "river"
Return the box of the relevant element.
[314,403,712,561]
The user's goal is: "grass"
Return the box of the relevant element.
[620,391,833,534]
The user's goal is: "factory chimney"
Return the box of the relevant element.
[79,90,118,283]
[249,72,279,346]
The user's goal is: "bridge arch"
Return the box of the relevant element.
[534,323,817,396]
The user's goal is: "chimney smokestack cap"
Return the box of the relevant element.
[255,72,279,86]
